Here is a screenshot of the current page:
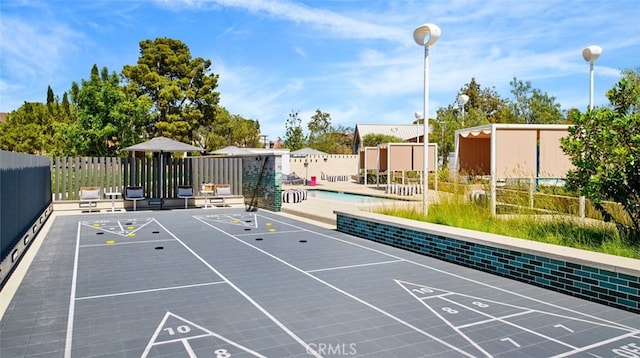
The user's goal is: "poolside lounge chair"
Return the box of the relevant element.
[125,186,145,211]
[282,172,305,185]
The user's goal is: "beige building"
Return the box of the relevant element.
[453,123,574,215]
[453,123,572,179]
[352,124,424,154]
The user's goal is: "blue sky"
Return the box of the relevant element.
[1,0,638,141]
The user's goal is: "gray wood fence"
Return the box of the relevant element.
[51,156,243,200]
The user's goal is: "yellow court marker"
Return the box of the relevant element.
[265,223,272,226]
[232,220,239,224]
[92,223,101,227]
[106,240,115,244]
[127,226,134,230]
[268,228,276,232]
[128,233,135,237]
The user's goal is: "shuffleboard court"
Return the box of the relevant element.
[1,208,639,357]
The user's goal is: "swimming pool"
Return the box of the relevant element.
[307,189,405,205]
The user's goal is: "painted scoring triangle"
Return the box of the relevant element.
[142,311,266,358]
[395,279,449,300]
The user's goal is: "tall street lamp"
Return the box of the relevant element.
[579,45,602,218]
[582,45,602,110]
[457,94,469,127]
[414,111,423,143]
[414,23,441,216]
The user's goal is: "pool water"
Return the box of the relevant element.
[308,190,403,205]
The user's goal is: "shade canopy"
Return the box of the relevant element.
[123,136,202,153]
[210,145,254,155]
[289,147,328,157]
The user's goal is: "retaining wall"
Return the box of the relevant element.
[335,210,640,313]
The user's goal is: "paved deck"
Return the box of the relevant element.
[280,181,426,226]
[1,207,639,357]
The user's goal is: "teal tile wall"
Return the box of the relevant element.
[242,155,282,211]
[336,214,639,314]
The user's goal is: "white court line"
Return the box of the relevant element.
[81,218,154,237]
[141,311,266,358]
[437,294,579,349]
[258,213,640,333]
[456,310,532,329]
[195,216,477,358]
[306,259,404,273]
[152,333,211,345]
[181,339,197,358]
[397,278,492,356]
[64,221,82,358]
[156,218,322,358]
[79,239,174,248]
[419,292,454,300]
[550,332,640,358]
[235,229,305,237]
[76,281,226,300]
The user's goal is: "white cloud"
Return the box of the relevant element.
[293,46,306,58]
[2,0,637,140]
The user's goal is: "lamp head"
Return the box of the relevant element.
[414,111,423,119]
[457,94,469,106]
[413,23,441,47]
[582,45,602,63]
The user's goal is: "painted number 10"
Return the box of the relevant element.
[412,287,433,294]
[163,325,191,335]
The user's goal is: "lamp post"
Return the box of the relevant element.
[582,45,602,110]
[414,111,423,143]
[579,45,602,218]
[414,23,441,216]
[457,94,469,127]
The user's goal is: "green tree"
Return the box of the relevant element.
[307,109,331,146]
[0,86,74,155]
[362,133,403,147]
[307,109,350,153]
[509,77,563,124]
[201,107,261,150]
[121,38,220,143]
[70,65,151,156]
[0,102,49,153]
[318,124,353,154]
[561,68,640,241]
[434,78,510,164]
[283,110,306,150]
[458,78,508,125]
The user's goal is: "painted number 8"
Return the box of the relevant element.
[442,307,458,314]
[215,349,231,358]
[472,301,489,308]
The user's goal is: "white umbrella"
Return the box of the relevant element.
[123,137,202,206]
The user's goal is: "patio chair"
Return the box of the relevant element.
[176,185,194,209]
[214,184,233,207]
[125,186,145,211]
[79,187,101,213]
[282,172,305,185]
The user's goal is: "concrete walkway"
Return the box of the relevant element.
[280,180,432,227]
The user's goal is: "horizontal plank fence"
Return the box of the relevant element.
[51,156,243,201]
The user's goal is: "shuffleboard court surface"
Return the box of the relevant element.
[1,208,639,357]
